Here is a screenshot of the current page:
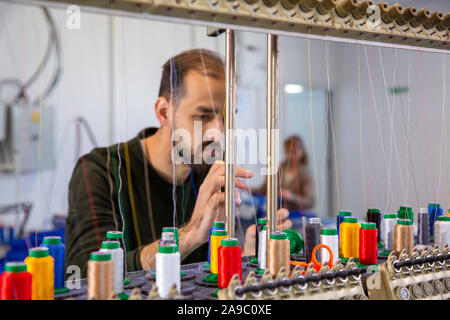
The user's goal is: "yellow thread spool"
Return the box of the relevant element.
[210,229,227,274]
[339,216,360,259]
[24,247,54,300]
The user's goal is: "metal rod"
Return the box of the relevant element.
[5,0,449,54]
[225,29,236,238]
[266,33,279,267]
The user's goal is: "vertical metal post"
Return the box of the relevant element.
[225,29,236,238]
[266,34,279,266]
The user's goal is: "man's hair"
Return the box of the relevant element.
[158,48,225,106]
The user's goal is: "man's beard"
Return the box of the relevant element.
[190,140,223,173]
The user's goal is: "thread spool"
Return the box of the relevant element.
[210,230,228,274]
[320,228,338,265]
[218,238,242,289]
[0,225,4,245]
[156,243,180,298]
[163,227,180,251]
[8,227,14,245]
[298,0,317,13]
[316,0,337,15]
[24,247,54,300]
[339,216,360,259]
[409,8,431,28]
[268,232,290,278]
[417,208,430,246]
[428,203,443,238]
[397,206,414,223]
[352,0,372,20]
[423,11,444,29]
[395,6,417,26]
[336,210,351,238]
[281,0,299,11]
[367,208,382,243]
[305,218,321,261]
[40,236,67,294]
[258,225,267,269]
[263,0,280,8]
[0,262,32,300]
[208,221,225,264]
[434,216,450,247]
[100,241,124,294]
[383,3,404,24]
[106,230,127,283]
[284,229,303,256]
[359,222,377,265]
[436,13,450,31]
[382,213,397,251]
[335,0,358,18]
[255,218,266,262]
[88,251,114,300]
[394,219,414,255]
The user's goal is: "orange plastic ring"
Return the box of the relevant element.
[311,244,333,271]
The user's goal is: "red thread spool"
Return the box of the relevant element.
[0,262,32,300]
[218,238,242,289]
[359,222,378,265]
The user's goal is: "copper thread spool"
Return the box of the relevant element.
[395,6,417,26]
[394,219,414,255]
[263,0,280,8]
[298,0,317,13]
[281,0,299,11]
[268,232,290,278]
[352,0,373,20]
[409,8,431,28]
[88,251,114,300]
[316,0,337,15]
[436,13,450,31]
[335,0,358,18]
[423,11,444,30]
[379,2,404,24]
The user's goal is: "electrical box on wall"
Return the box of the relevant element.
[0,103,55,173]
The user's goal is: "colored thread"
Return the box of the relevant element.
[311,244,333,271]
[336,210,351,237]
[25,247,54,300]
[210,230,227,274]
[359,223,377,265]
[434,216,450,248]
[382,213,397,251]
[100,241,124,294]
[124,142,141,247]
[156,243,180,298]
[428,203,443,237]
[320,228,338,265]
[140,137,157,242]
[367,208,381,242]
[88,251,114,300]
[305,218,321,261]
[208,221,225,263]
[255,218,266,261]
[218,238,242,289]
[417,209,430,245]
[394,219,414,255]
[258,225,267,269]
[357,45,367,210]
[268,232,290,278]
[339,216,360,259]
[40,236,65,290]
[0,262,32,300]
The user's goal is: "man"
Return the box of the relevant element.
[65,48,291,277]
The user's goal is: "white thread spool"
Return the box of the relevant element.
[320,228,338,265]
[434,216,450,247]
[382,213,397,251]
[258,225,266,269]
[156,243,180,298]
[100,241,124,294]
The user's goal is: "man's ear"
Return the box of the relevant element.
[154,97,173,127]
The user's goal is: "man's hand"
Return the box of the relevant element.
[242,208,292,256]
[184,160,254,247]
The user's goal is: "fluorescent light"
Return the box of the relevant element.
[284,84,303,94]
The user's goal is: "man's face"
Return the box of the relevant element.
[171,70,225,171]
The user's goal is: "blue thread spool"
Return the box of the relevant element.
[40,236,68,294]
[428,203,443,238]
[0,225,5,245]
[8,226,14,245]
[208,221,225,264]
[337,211,352,237]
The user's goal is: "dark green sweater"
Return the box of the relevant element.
[65,127,209,277]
